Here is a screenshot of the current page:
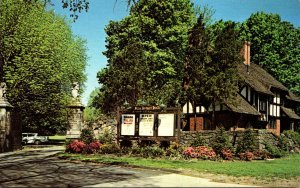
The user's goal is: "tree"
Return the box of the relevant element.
[240,12,300,96]
[184,19,242,127]
[84,88,103,122]
[182,14,210,112]
[0,0,87,134]
[97,0,195,114]
[205,21,242,127]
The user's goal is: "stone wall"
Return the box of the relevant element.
[180,130,284,151]
[85,119,117,142]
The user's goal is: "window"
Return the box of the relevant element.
[269,119,276,129]
[273,92,281,104]
[259,100,266,111]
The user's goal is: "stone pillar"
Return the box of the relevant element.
[0,82,13,153]
[66,82,85,139]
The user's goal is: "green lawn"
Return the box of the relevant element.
[57,153,300,179]
[48,135,66,144]
[48,135,66,140]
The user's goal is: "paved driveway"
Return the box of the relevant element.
[0,146,256,187]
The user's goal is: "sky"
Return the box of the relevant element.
[51,0,300,106]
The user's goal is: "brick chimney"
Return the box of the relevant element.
[243,41,250,66]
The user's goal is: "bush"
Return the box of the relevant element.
[80,128,95,144]
[265,143,286,158]
[120,140,132,149]
[278,135,290,152]
[100,143,119,154]
[253,150,271,160]
[282,130,300,147]
[236,129,257,154]
[221,148,234,160]
[182,146,216,160]
[239,151,254,161]
[130,147,142,155]
[190,133,205,147]
[98,129,114,144]
[160,141,170,149]
[165,142,184,159]
[66,140,86,153]
[138,140,157,147]
[165,147,183,159]
[211,127,233,156]
[140,146,165,158]
[85,141,102,154]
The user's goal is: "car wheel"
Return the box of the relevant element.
[34,140,41,145]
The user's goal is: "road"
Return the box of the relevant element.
[0,146,256,187]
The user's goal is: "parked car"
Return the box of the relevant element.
[22,133,48,145]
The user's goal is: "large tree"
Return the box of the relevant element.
[184,19,242,127]
[206,21,242,126]
[240,12,300,96]
[0,0,87,134]
[97,0,195,113]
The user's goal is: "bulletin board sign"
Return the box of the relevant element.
[139,114,155,136]
[121,114,135,136]
[158,114,175,136]
[117,106,181,143]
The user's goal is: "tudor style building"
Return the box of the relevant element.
[182,42,300,135]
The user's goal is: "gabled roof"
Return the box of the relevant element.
[286,91,300,103]
[238,63,300,102]
[224,94,260,116]
[238,63,287,95]
[281,106,300,120]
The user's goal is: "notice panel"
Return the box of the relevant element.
[158,114,175,136]
[121,114,135,136]
[139,114,154,136]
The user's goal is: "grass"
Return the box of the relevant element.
[48,135,66,145]
[57,152,300,179]
[48,135,66,140]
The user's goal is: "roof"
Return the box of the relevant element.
[286,91,300,103]
[224,94,260,116]
[281,106,300,120]
[238,63,300,102]
[238,63,288,95]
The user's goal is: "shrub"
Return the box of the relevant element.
[98,129,114,144]
[182,146,216,160]
[211,127,233,156]
[182,147,194,159]
[85,141,102,154]
[239,151,254,161]
[160,141,170,149]
[265,143,286,158]
[190,133,205,147]
[165,147,183,159]
[138,140,157,147]
[80,128,95,144]
[221,148,234,160]
[100,143,119,154]
[66,140,86,153]
[282,130,300,146]
[130,147,142,155]
[253,150,271,160]
[236,129,257,154]
[278,135,290,152]
[140,146,165,158]
[120,140,132,149]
